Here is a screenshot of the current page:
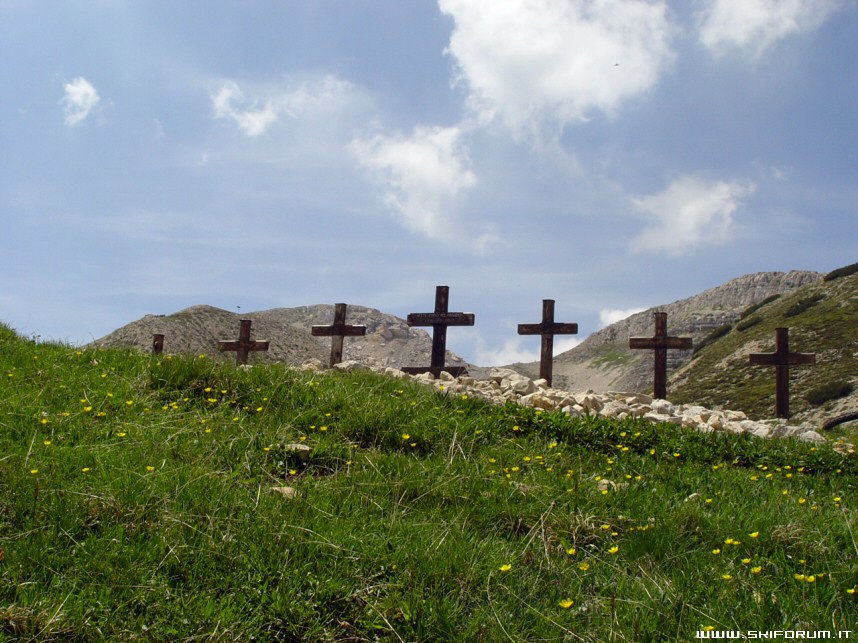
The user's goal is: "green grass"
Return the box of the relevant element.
[1,326,856,641]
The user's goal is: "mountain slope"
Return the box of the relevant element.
[89,304,470,371]
[670,268,858,425]
[509,271,822,394]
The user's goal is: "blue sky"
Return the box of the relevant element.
[2,0,856,365]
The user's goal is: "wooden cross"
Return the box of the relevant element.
[311,303,367,367]
[402,285,474,377]
[517,299,578,386]
[152,333,164,355]
[749,327,815,419]
[218,319,270,365]
[629,312,692,400]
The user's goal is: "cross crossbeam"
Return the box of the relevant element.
[402,285,474,377]
[517,299,578,386]
[311,303,367,367]
[629,311,692,400]
[749,327,815,419]
[218,319,270,365]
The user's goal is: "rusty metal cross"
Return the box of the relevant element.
[629,312,692,400]
[749,327,815,419]
[311,303,367,367]
[402,285,474,377]
[517,299,578,386]
[218,319,270,365]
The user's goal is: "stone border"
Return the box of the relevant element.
[315,360,832,445]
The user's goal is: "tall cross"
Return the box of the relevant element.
[311,303,367,367]
[402,285,474,377]
[152,333,165,355]
[517,299,578,386]
[218,319,270,365]
[749,327,815,419]
[629,312,692,400]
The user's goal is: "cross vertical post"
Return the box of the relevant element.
[152,334,164,355]
[749,327,815,419]
[629,312,692,400]
[517,299,578,386]
[402,285,474,377]
[311,303,367,367]
[218,319,270,365]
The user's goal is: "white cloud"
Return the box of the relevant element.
[350,125,495,248]
[475,338,540,366]
[696,0,842,58]
[599,307,645,327]
[438,0,675,140]
[474,335,583,366]
[212,75,358,136]
[61,77,100,126]
[630,175,756,256]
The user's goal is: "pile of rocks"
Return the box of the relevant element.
[319,360,829,444]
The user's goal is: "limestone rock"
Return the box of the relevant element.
[271,486,298,498]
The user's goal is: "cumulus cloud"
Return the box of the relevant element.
[475,338,540,366]
[630,175,756,256]
[474,336,583,366]
[350,125,496,248]
[599,307,646,327]
[696,0,842,58]
[61,77,100,126]
[212,75,358,136]
[438,0,675,139]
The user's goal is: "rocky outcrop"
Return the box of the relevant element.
[510,271,822,394]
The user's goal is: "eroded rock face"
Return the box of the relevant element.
[311,361,831,444]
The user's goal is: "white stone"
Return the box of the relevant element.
[651,399,675,415]
[530,394,557,410]
[798,430,825,443]
[580,395,603,413]
[333,360,368,372]
[271,486,298,499]
[282,443,312,463]
[601,401,631,418]
[299,358,324,372]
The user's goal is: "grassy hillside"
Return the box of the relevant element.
[1,323,856,640]
[671,269,858,429]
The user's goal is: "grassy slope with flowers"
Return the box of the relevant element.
[1,322,856,641]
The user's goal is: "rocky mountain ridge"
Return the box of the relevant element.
[507,271,823,394]
[89,304,469,372]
